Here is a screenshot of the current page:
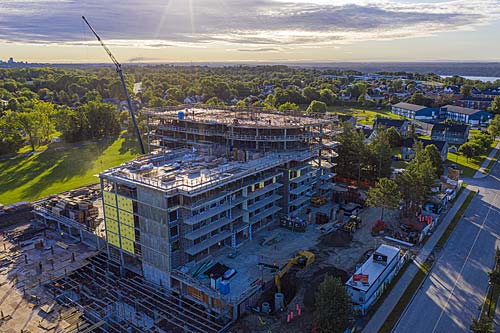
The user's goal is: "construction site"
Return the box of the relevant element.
[1,106,408,332]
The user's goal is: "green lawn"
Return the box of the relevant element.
[327,106,404,126]
[485,148,500,174]
[446,141,498,178]
[0,137,141,205]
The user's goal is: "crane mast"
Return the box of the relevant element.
[82,16,146,154]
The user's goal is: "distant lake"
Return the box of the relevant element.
[440,75,500,82]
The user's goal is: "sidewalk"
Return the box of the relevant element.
[474,141,500,179]
[362,188,470,332]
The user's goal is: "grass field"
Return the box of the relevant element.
[0,137,141,205]
[326,106,404,125]
[446,141,498,178]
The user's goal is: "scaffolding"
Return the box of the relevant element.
[50,253,231,333]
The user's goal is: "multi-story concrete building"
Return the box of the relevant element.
[98,106,337,326]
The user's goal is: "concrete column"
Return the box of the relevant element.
[284,128,287,151]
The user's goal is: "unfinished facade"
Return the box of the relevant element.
[98,106,338,329]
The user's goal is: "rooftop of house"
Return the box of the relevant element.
[345,244,401,292]
[373,117,408,129]
[459,96,493,102]
[392,102,428,112]
[402,138,447,152]
[145,107,329,128]
[431,123,469,134]
[100,148,316,195]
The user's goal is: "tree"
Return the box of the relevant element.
[460,84,472,97]
[278,102,299,113]
[471,132,494,154]
[0,115,24,155]
[302,86,320,103]
[487,115,500,137]
[314,275,354,333]
[264,94,276,107]
[235,100,247,109]
[470,317,493,333]
[408,92,433,107]
[10,101,56,151]
[369,128,392,179]
[459,141,481,161]
[406,123,417,139]
[396,142,436,215]
[366,178,401,220]
[319,88,337,106]
[424,144,444,177]
[166,87,184,103]
[335,122,370,181]
[387,127,403,147]
[350,82,367,100]
[306,100,327,114]
[13,111,43,151]
[205,97,225,107]
[489,96,500,115]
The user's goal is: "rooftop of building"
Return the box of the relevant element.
[145,106,330,128]
[392,102,429,111]
[441,104,481,115]
[100,147,317,196]
[345,244,401,292]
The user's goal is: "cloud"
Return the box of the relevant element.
[0,0,499,48]
[237,48,281,52]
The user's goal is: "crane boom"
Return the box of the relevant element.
[82,16,145,154]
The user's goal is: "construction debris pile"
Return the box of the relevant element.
[40,186,101,232]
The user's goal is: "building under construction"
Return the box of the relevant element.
[29,106,339,332]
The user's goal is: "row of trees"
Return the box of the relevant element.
[0,93,121,154]
[335,122,395,182]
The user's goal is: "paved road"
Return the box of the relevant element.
[394,159,500,332]
[363,188,469,332]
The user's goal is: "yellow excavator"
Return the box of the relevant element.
[275,251,315,293]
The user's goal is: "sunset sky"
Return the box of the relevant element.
[1,0,500,63]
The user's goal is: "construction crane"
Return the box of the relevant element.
[82,16,145,154]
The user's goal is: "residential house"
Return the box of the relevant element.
[440,105,492,126]
[431,123,469,145]
[373,118,409,137]
[391,102,438,120]
[477,88,500,99]
[401,138,448,162]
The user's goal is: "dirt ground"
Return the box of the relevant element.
[231,203,397,333]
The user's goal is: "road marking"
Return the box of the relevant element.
[431,189,499,333]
